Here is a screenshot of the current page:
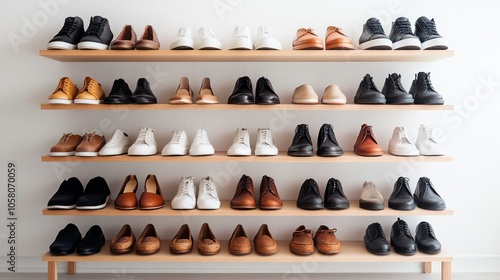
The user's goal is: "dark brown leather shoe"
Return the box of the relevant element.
[197,223,220,255]
[110,25,137,50]
[314,225,341,254]
[135,224,160,255]
[254,224,278,255]
[289,225,314,255]
[139,174,165,210]
[228,224,252,255]
[354,124,383,157]
[169,224,193,254]
[114,175,138,210]
[136,25,160,50]
[230,174,256,209]
[110,224,135,254]
[258,175,283,210]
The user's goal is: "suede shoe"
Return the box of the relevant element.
[76,176,111,210]
[388,177,415,210]
[288,124,314,157]
[414,177,446,210]
[49,133,82,156]
[48,77,79,104]
[228,76,254,104]
[314,225,341,254]
[110,224,135,254]
[415,221,441,254]
[292,84,319,104]
[289,225,314,255]
[254,224,278,255]
[75,132,106,157]
[49,223,81,255]
[169,77,194,104]
[317,123,343,157]
[136,224,160,255]
[321,85,347,104]
[74,77,105,104]
[230,174,256,209]
[324,178,349,210]
[364,222,390,255]
[77,225,105,255]
[228,224,252,255]
[169,224,193,254]
[197,223,220,255]
[196,77,219,104]
[359,181,384,210]
[47,177,84,210]
[297,178,323,210]
[390,218,416,255]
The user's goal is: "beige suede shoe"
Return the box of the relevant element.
[292,84,318,104]
[321,85,347,104]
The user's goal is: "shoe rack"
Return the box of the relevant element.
[39,50,454,280]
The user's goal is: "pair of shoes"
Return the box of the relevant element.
[168,77,218,104]
[228,224,278,255]
[111,25,159,50]
[230,174,283,210]
[389,125,445,156]
[47,16,113,50]
[292,84,347,104]
[169,223,221,255]
[49,132,106,157]
[288,124,343,157]
[48,77,105,104]
[104,78,157,104]
[293,26,355,50]
[170,176,220,210]
[47,176,110,210]
[227,128,278,156]
[228,26,281,50]
[114,174,165,210]
[170,27,222,50]
[161,129,215,156]
[110,224,160,255]
[386,218,441,255]
[297,178,349,210]
[289,225,341,255]
[228,76,280,104]
[50,223,105,255]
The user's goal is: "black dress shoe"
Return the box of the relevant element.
[324,178,349,210]
[77,225,105,255]
[47,177,84,210]
[415,221,441,254]
[228,76,254,104]
[50,223,81,255]
[255,77,280,104]
[288,124,314,157]
[297,178,323,210]
[413,177,446,210]
[317,124,343,157]
[388,177,415,210]
[390,218,416,255]
[364,222,390,255]
[76,176,111,210]
[381,73,414,104]
[354,74,386,104]
[131,78,157,104]
[103,79,132,104]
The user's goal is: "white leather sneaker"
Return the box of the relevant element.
[198,27,222,50]
[227,128,251,156]
[189,129,215,156]
[416,124,445,156]
[171,176,196,210]
[388,126,419,156]
[128,127,157,155]
[228,26,252,50]
[255,26,282,50]
[255,128,278,156]
[99,129,130,156]
[197,177,220,209]
[170,27,194,50]
[161,131,190,156]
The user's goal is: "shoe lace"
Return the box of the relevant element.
[202,181,215,193]
[369,223,385,238]
[423,73,436,91]
[391,74,406,91]
[397,219,412,237]
[422,18,438,35]
[235,129,247,144]
[424,125,439,143]
[86,18,104,35]
[200,27,213,37]
[396,19,413,35]
[136,128,148,143]
[398,128,413,144]
[196,130,207,143]
[60,133,73,142]
[367,20,385,35]
[171,132,183,143]
[259,128,270,143]
[56,78,70,91]
[423,223,435,238]
[365,75,378,91]
[178,27,188,37]
[58,18,77,36]
[235,27,248,37]
[83,132,95,142]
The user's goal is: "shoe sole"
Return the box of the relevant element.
[297,204,324,210]
[321,99,347,104]
[47,41,77,50]
[325,42,355,50]
[385,97,414,104]
[414,198,446,211]
[292,98,319,104]
[198,38,222,50]
[354,149,383,157]
[78,41,109,50]
[293,42,324,50]
[49,151,75,156]
[324,205,349,210]
[255,39,282,50]
[421,38,449,50]
[359,38,392,50]
[74,99,103,105]
[75,152,99,157]
[354,97,386,104]
[110,41,135,50]
[114,206,137,210]
[388,202,416,211]
[317,151,344,157]
[366,247,390,255]
[414,99,445,105]
[228,38,253,50]
[76,195,110,210]
[169,99,193,104]
[49,99,73,104]
[170,248,193,254]
[99,148,129,156]
[196,100,219,104]
[359,201,384,210]
[110,248,133,254]
[230,205,257,210]
[47,204,76,210]
[135,42,160,50]
[287,151,314,157]
[393,38,421,50]
[139,204,165,210]
[258,205,283,210]
[392,245,417,256]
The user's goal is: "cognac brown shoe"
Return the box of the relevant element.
[325,26,355,50]
[135,25,160,50]
[197,223,220,255]
[169,224,193,254]
[289,225,314,255]
[254,224,278,255]
[75,132,106,157]
[74,77,105,104]
[292,28,323,50]
[48,77,79,104]
[314,225,341,254]
[135,224,160,255]
[169,77,194,104]
[258,175,283,210]
[228,224,252,255]
[49,133,83,156]
[230,174,256,209]
[110,25,137,50]
[110,224,136,254]
[196,77,219,104]
[354,124,383,157]
[114,175,138,210]
[139,174,165,210]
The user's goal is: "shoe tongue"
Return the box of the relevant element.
[367,17,380,23]
[92,15,104,22]
[395,17,409,22]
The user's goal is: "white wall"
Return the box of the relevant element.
[1,0,499,274]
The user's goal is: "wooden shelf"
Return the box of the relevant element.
[39,49,454,62]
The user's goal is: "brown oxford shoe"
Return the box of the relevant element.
[258,175,283,210]
[325,26,355,50]
[169,224,193,254]
[292,28,323,50]
[49,133,83,156]
[354,124,383,157]
[254,224,278,256]
[114,175,138,210]
[197,223,220,255]
[135,224,160,255]
[139,174,165,210]
[289,225,314,255]
[230,174,256,209]
[110,224,135,254]
[228,224,252,255]
[75,132,106,157]
[314,225,341,254]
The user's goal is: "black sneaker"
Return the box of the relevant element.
[317,123,343,157]
[228,76,254,104]
[381,73,414,104]
[359,18,392,50]
[48,16,85,50]
[287,124,314,157]
[354,74,386,104]
[390,218,416,255]
[415,16,449,50]
[75,176,111,210]
[131,78,157,104]
[103,79,133,104]
[78,16,113,50]
[255,77,280,104]
[409,72,444,105]
[364,222,390,255]
[47,177,84,209]
[389,17,421,50]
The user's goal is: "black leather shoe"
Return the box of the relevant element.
[388,177,415,210]
[409,72,444,105]
[415,221,441,254]
[76,225,105,255]
[324,178,349,210]
[76,176,111,210]
[364,222,390,255]
[228,76,254,104]
[354,74,386,104]
[78,16,113,50]
[47,16,85,50]
[297,178,323,210]
[103,79,132,104]
[413,177,446,210]
[255,77,280,104]
[50,223,81,255]
[317,124,343,157]
[131,78,158,104]
[288,124,314,157]
[390,218,416,255]
[381,73,414,104]
[47,177,84,210]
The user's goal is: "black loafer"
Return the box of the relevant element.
[47,177,84,209]
[77,225,105,255]
[49,223,81,255]
[76,176,111,210]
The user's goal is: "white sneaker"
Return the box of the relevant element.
[189,129,215,156]
[416,124,445,156]
[128,127,157,156]
[198,27,222,50]
[228,26,252,50]
[171,176,196,210]
[197,177,220,209]
[170,27,194,50]
[388,126,419,156]
[161,131,190,156]
[255,128,278,156]
[227,128,251,156]
[99,129,130,156]
[255,27,282,50]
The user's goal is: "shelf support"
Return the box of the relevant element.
[442,261,451,280]
[68,261,76,275]
[424,262,432,273]
[47,261,57,280]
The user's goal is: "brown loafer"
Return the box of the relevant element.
[314,225,341,254]
[289,225,314,255]
[230,174,256,209]
[169,224,193,254]
[139,174,165,210]
[114,175,138,210]
[135,224,160,255]
[110,224,135,254]
[197,223,220,255]
[254,224,278,255]
[135,25,160,50]
[110,25,137,50]
[169,77,194,104]
[196,77,219,104]
[228,224,252,255]
[258,175,283,210]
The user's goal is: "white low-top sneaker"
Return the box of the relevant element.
[255,128,278,156]
[416,124,445,156]
[170,27,194,50]
[228,26,252,50]
[388,126,419,156]
[128,127,157,156]
[171,176,196,210]
[198,27,222,50]
[227,128,251,156]
[255,26,282,50]
[161,131,190,156]
[197,177,220,209]
[189,129,215,156]
[99,129,130,156]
